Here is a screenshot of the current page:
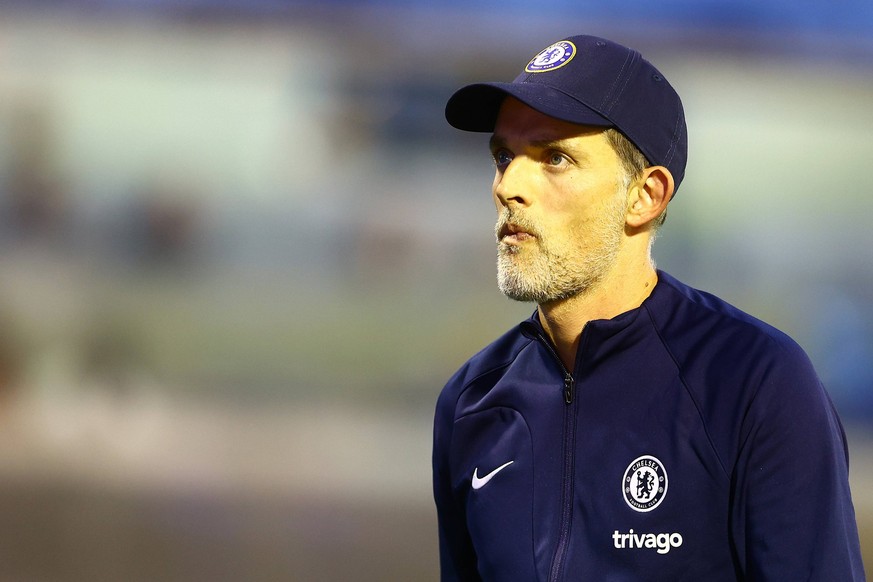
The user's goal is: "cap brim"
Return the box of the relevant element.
[445,82,613,133]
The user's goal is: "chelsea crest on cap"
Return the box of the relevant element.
[445,35,688,191]
[525,40,577,72]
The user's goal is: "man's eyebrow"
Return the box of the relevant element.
[530,138,570,151]
[489,135,506,151]
[489,134,584,154]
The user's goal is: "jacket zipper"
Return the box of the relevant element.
[529,328,575,405]
[549,368,577,582]
[529,328,579,582]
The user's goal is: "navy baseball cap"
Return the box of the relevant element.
[445,35,688,190]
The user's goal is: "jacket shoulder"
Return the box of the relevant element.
[648,272,812,378]
[436,322,533,415]
[647,272,837,469]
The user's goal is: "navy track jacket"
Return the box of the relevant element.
[433,271,864,581]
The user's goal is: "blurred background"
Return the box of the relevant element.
[0,1,871,580]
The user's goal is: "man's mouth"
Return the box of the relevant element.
[498,223,536,244]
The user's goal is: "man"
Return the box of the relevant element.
[432,34,865,581]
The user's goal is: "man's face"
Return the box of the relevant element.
[490,98,630,304]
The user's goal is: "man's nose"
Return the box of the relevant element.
[493,158,533,207]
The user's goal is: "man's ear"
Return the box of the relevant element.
[626,166,674,228]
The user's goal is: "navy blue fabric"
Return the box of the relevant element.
[433,271,865,581]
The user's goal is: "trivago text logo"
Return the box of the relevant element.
[612,529,683,554]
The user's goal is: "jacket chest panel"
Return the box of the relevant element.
[452,373,734,579]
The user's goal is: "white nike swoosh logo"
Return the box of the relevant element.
[472,460,514,490]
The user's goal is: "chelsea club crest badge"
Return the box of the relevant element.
[622,455,668,512]
[525,40,577,73]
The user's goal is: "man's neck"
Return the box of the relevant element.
[537,264,658,373]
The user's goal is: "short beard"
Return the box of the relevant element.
[495,189,628,304]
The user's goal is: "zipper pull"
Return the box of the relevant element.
[563,372,574,404]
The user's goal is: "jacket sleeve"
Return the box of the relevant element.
[433,382,482,582]
[731,341,866,580]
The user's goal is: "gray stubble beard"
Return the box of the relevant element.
[495,193,627,305]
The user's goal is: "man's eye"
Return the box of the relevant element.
[547,152,567,166]
[493,150,513,166]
